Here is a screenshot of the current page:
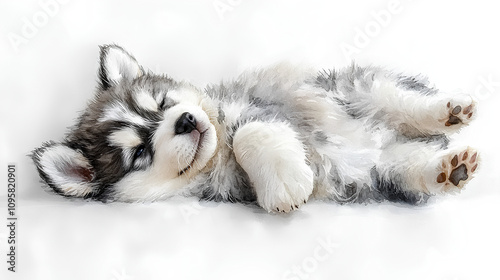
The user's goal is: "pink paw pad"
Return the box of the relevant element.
[445,101,474,127]
[436,147,479,190]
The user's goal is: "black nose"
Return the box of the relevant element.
[175,112,197,135]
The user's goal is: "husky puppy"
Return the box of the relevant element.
[32,45,479,212]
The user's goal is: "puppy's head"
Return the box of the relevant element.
[32,45,218,201]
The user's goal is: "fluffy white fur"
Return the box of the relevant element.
[233,122,314,212]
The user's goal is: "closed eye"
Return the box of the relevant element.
[158,95,176,110]
[159,98,165,110]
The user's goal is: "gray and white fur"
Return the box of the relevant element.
[32,45,480,212]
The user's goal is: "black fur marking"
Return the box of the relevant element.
[315,69,337,92]
[199,175,256,204]
[159,96,176,111]
[125,91,162,123]
[343,102,366,119]
[192,153,256,204]
[370,167,429,205]
[396,134,450,149]
[68,120,158,193]
[397,75,438,95]
[128,77,177,121]
[323,165,362,203]
[314,67,369,119]
[354,183,386,204]
[98,45,113,90]
[129,125,156,171]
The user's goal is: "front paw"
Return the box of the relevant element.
[257,161,314,213]
[233,122,314,213]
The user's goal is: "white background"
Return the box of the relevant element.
[1,0,499,279]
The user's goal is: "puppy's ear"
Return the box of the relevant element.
[32,142,97,198]
[98,44,144,90]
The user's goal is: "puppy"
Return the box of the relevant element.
[32,45,479,212]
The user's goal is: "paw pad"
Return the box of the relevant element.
[436,147,479,190]
[445,101,474,127]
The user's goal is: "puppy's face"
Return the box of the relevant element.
[32,45,218,201]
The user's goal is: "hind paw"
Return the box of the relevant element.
[443,97,476,128]
[434,147,479,192]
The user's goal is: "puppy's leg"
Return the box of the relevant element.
[369,83,476,136]
[331,67,476,136]
[374,141,480,201]
[233,122,314,213]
